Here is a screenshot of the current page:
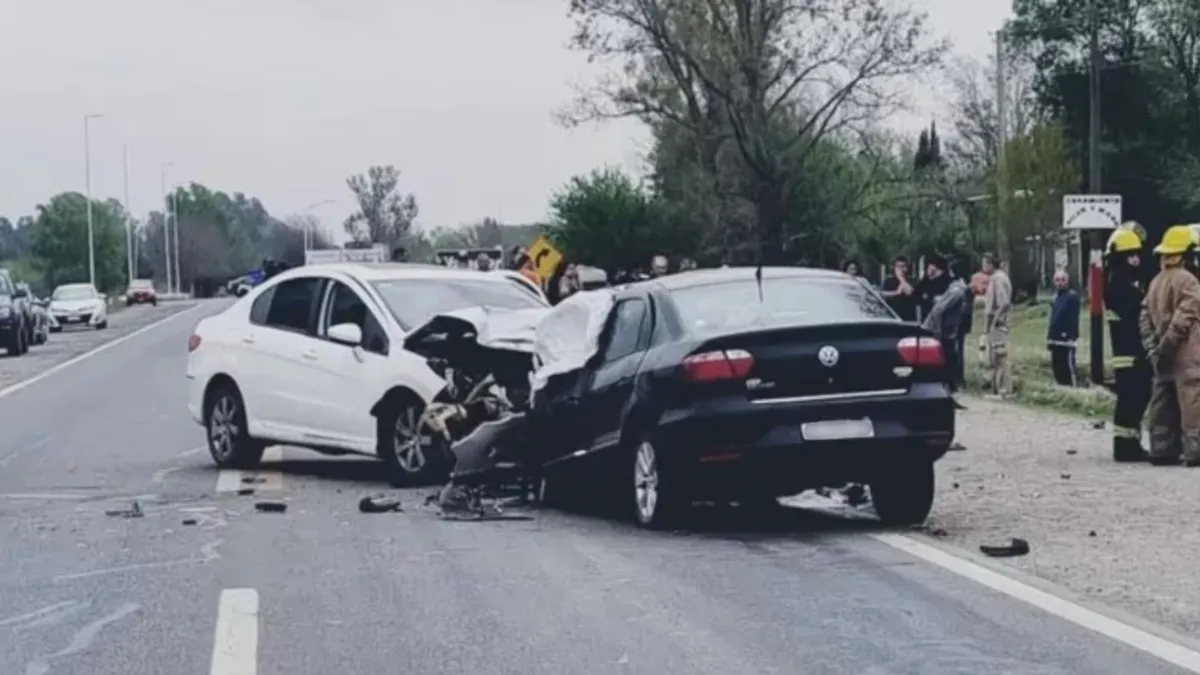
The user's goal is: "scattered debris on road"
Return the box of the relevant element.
[181,518,197,526]
[104,501,143,518]
[358,495,403,513]
[254,501,287,513]
[1060,473,1071,480]
[1092,420,1106,430]
[236,488,255,496]
[980,538,1030,558]
[241,475,266,485]
[1066,449,1078,455]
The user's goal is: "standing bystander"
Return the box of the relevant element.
[1046,269,1081,386]
[982,253,1014,398]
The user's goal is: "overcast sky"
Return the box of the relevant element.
[0,0,1010,235]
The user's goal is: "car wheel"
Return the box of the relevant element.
[377,402,443,486]
[205,385,265,469]
[537,468,563,508]
[5,328,22,356]
[631,438,681,529]
[869,460,936,526]
[151,299,158,306]
[95,320,107,330]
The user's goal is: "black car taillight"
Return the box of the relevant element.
[896,336,945,368]
[681,349,755,382]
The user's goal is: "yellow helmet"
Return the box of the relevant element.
[1106,228,1142,254]
[1154,225,1197,255]
[1121,220,1147,243]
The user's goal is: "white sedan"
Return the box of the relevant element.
[186,263,549,484]
[47,283,108,331]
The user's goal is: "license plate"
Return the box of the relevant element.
[801,419,874,441]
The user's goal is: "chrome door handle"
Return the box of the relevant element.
[242,336,256,345]
[301,350,318,360]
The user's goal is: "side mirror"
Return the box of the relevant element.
[328,322,363,347]
[12,289,27,299]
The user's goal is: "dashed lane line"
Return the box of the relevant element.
[209,588,259,675]
[215,446,285,493]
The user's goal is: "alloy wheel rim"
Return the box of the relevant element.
[634,441,659,522]
[209,396,238,460]
[393,408,426,473]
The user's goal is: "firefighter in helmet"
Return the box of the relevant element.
[1104,224,1151,462]
[1139,225,1200,466]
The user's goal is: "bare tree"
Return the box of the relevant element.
[343,165,419,245]
[567,0,945,261]
[944,47,1039,177]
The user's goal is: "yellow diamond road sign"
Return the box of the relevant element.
[525,236,563,281]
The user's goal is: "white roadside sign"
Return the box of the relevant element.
[1062,194,1122,229]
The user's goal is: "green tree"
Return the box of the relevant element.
[549,169,665,275]
[31,192,126,291]
[343,165,419,245]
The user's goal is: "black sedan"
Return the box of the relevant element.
[536,266,956,529]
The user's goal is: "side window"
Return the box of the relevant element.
[324,282,389,355]
[263,278,321,334]
[0,274,11,294]
[602,299,648,362]
[249,286,275,326]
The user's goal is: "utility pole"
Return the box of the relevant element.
[995,29,1008,262]
[160,163,173,294]
[172,190,182,296]
[83,114,104,288]
[123,145,134,284]
[1086,0,1106,386]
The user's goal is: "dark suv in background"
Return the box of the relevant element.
[0,268,32,356]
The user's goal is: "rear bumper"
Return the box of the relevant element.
[654,384,955,497]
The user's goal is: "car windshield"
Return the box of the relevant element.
[669,275,895,335]
[53,286,96,301]
[371,278,548,329]
[130,280,153,289]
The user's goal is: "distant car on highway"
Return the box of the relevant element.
[47,283,108,331]
[534,267,956,528]
[186,263,551,481]
[125,279,158,306]
[0,269,32,355]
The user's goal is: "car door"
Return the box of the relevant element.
[298,280,394,450]
[241,275,324,441]
[583,297,652,452]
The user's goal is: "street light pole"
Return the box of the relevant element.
[123,145,134,284]
[160,162,173,294]
[172,189,182,295]
[304,199,336,259]
[83,114,104,287]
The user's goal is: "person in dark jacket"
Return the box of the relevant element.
[880,256,918,322]
[1046,269,1080,386]
[923,271,989,427]
[1105,225,1151,462]
[915,254,952,322]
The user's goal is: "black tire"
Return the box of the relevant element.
[6,323,25,356]
[537,466,563,509]
[376,400,445,487]
[49,326,61,333]
[95,321,107,330]
[205,383,265,469]
[151,299,158,306]
[631,436,683,529]
[870,460,936,526]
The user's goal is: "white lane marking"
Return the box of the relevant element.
[0,303,204,401]
[215,446,285,493]
[0,600,80,628]
[872,533,1200,672]
[210,588,259,675]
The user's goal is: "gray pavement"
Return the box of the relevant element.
[0,299,1196,675]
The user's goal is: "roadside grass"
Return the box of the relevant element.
[962,300,1115,419]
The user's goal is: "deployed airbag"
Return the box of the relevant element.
[531,288,615,394]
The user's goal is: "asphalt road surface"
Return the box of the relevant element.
[2,299,1200,675]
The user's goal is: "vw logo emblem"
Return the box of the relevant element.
[817,345,839,367]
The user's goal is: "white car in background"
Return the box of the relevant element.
[47,283,108,331]
[186,264,550,483]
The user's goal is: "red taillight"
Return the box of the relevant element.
[187,334,202,352]
[897,336,944,367]
[682,349,755,382]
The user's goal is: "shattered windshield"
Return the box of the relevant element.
[669,276,895,335]
[372,278,548,330]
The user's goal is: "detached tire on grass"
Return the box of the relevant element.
[869,460,936,526]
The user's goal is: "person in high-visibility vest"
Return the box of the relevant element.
[1105,225,1151,462]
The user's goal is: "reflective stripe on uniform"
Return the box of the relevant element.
[1113,425,1142,439]
[1110,355,1135,369]
[1106,310,1121,323]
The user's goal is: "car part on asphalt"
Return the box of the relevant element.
[980,537,1031,557]
[359,495,403,513]
[254,501,288,513]
[104,501,144,518]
